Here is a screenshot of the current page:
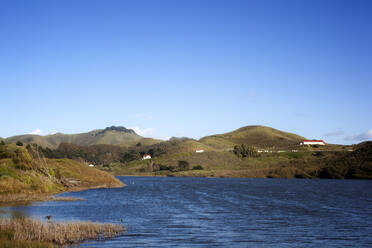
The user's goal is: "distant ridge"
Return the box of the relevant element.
[5,125,307,150]
[5,126,160,149]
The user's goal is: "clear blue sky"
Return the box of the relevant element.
[1,0,371,144]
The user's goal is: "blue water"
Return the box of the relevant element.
[2,177,372,247]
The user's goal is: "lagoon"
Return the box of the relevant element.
[2,177,372,247]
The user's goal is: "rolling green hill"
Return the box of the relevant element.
[5,126,161,149]
[199,125,306,149]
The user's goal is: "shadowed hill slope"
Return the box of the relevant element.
[199,125,306,149]
[318,141,372,179]
[5,126,160,149]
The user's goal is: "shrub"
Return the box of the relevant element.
[0,166,17,179]
[312,151,324,157]
[159,165,177,172]
[0,147,11,159]
[192,165,204,170]
[178,160,190,171]
[16,141,23,146]
[159,164,169,171]
[12,149,33,170]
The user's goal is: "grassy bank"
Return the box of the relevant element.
[0,143,124,205]
[0,217,125,246]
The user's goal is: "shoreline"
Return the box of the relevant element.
[0,183,125,207]
[114,173,372,180]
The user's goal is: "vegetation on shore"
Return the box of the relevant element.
[0,217,125,246]
[0,142,124,204]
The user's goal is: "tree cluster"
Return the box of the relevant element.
[37,142,167,165]
[233,144,258,158]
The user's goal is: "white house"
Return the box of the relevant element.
[142,154,152,160]
[195,150,204,153]
[88,164,95,167]
[300,140,325,146]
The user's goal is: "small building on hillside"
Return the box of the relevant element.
[142,154,152,160]
[195,150,204,153]
[300,140,325,146]
[89,164,95,167]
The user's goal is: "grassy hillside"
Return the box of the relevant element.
[200,125,306,149]
[153,139,214,154]
[100,141,371,179]
[0,143,123,203]
[5,126,161,149]
[117,137,163,148]
[100,150,318,178]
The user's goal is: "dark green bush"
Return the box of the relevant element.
[0,146,11,159]
[159,164,170,171]
[192,165,204,170]
[312,151,324,157]
[178,160,190,171]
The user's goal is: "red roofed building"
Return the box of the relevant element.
[300,140,325,145]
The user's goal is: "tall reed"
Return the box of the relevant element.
[0,217,125,245]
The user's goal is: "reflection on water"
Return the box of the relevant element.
[0,208,29,220]
[1,177,372,247]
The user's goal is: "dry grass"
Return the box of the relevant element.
[0,217,125,245]
[0,194,53,207]
[52,196,84,201]
[0,237,52,248]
